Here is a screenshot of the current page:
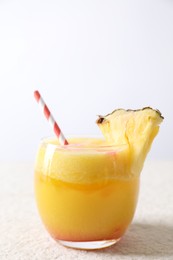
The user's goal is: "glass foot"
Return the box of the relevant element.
[58,238,120,250]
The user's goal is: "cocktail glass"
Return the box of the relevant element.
[34,137,139,250]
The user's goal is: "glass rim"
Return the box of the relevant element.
[39,136,128,151]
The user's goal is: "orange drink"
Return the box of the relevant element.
[34,138,139,249]
[34,103,163,250]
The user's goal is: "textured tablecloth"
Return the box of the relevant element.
[0,161,173,260]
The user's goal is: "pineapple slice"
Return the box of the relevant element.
[96,107,163,176]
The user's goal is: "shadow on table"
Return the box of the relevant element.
[99,222,173,257]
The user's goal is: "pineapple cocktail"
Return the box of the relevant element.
[34,107,163,249]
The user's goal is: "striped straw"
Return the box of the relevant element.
[34,90,68,145]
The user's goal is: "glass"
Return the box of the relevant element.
[34,137,139,250]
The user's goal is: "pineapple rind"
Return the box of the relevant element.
[97,107,164,124]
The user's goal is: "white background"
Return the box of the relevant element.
[0,0,172,162]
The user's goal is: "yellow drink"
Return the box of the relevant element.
[34,138,139,249]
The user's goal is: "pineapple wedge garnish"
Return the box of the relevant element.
[96,107,163,177]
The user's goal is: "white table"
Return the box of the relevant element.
[0,161,173,260]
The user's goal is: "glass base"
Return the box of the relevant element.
[58,238,120,250]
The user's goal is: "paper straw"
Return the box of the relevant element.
[34,90,68,145]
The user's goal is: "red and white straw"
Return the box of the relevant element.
[34,90,68,145]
